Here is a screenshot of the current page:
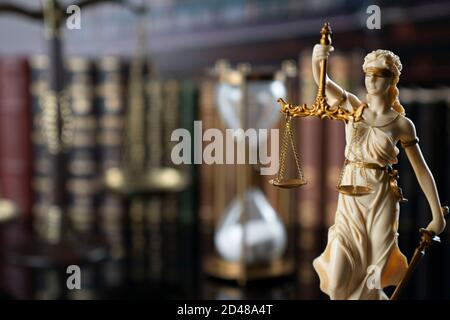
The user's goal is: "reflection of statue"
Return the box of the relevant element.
[311,44,447,300]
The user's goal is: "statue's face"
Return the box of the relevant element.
[364,60,392,95]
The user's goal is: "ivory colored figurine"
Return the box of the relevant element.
[311,44,447,300]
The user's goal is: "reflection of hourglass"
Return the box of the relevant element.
[203,60,297,284]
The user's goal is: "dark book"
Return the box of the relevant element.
[0,56,35,299]
[95,56,126,286]
[29,55,51,230]
[33,269,63,300]
[443,89,450,299]
[410,89,446,299]
[129,197,146,282]
[396,88,420,300]
[178,80,199,227]
[418,92,447,300]
[144,79,164,283]
[161,80,180,288]
[125,54,149,283]
[66,57,98,233]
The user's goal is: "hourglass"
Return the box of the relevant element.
[202,60,297,284]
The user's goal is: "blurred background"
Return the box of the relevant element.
[0,0,449,300]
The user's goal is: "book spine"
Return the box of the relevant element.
[0,57,33,225]
[33,269,62,300]
[295,51,324,295]
[146,196,163,283]
[129,197,146,282]
[66,57,98,233]
[96,57,126,264]
[198,78,216,234]
[161,80,180,286]
[29,55,52,229]
[178,80,199,226]
[176,83,200,298]
[443,90,450,299]
[413,91,446,299]
[323,53,348,228]
[279,61,300,230]
[284,61,302,269]
[126,56,149,282]
[297,51,325,230]
[0,227,32,299]
[145,79,164,282]
[420,95,447,299]
[397,88,419,299]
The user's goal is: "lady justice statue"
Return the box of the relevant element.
[274,23,447,300]
[309,37,447,300]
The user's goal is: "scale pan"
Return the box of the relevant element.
[269,178,307,189]
[337,185,374,196]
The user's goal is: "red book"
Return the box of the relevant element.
[295,51,325,295]
[0,57,33,226]
[199,77,216,234]
[296,51,324,231]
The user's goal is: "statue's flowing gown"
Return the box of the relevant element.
[313,115,408,300]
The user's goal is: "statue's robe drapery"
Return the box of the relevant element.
[313,115,408,300]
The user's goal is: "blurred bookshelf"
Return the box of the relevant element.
[0,0,449,300]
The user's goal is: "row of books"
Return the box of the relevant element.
[1,50,449,299]
[0,55,199,299]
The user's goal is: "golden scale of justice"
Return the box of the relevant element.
[269,22,368,195]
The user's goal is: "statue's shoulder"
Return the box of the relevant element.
[396,114,417,142]
[397,114,415,130]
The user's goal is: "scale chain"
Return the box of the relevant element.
[287,117,305,181]
[276,115,292,183]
